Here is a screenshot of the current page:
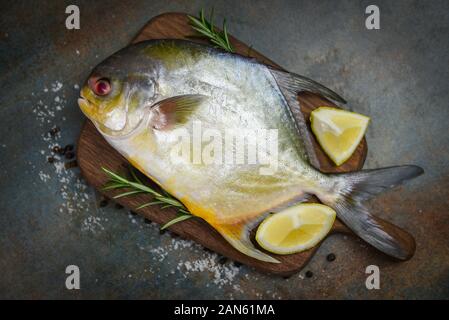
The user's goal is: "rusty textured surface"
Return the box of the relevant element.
[0,0,448,299]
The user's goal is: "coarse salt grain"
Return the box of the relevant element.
[51,81,63,92]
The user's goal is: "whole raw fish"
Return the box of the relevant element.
[78,40,423,262]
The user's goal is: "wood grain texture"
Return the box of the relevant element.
[78,12,367,275]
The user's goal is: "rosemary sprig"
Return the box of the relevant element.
[188,9,234,53]
[101,167,192,230]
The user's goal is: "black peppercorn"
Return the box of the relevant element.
[52,145,62,154]
[65,151,75,159]
[49,127,60,136]
[326,253,336,262]
[218,256,228,264]
[305,270,313,278]
[99,199,108,207]
[64,144,74,152]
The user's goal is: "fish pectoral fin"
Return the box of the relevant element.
[211,215,281,264]
[149,94,208,130]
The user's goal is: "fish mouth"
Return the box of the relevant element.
[77,92,146,139]
[78,93,128,134]
[77,93,94,119]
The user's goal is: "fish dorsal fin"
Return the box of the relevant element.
[149,94,207,130]
[268,67,346,105]
[268,67,346,169]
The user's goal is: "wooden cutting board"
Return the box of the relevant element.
[77,12,367,275]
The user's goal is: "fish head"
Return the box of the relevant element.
[78,50,158,137]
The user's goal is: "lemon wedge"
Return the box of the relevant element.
[310,107,370,166]
[255,203,336,255]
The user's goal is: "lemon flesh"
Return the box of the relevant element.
[310,107,370,166]
[255,203,336,255]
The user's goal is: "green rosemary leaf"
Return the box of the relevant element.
[161,189,171,197]
[136,201,163,210]
[102,167,128,184]
[188,16,207,30]
[209,38,227,49]
[160,214,193,231]
[128,181,162,197]
[135,203,151,210]
[155,196,183,207]
[223,20,233,51]
[188,8,234,53]
[130,168,143,185]
[209,7,215,32]
[102,183,128,191]
[178,208,191,215]
[190,25,214,38]
[200,8,206,26]
[113,190,145,199]
[102,166,193,230]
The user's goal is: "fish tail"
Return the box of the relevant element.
[320,165,424,260]
[211,217,281,264]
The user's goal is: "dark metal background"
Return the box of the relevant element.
[0,0,448,299]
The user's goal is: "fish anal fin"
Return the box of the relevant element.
[211,215,280,264]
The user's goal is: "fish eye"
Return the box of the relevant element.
[90,77,111,96]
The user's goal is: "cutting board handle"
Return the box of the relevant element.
[332,216,415,260]
[370,215,416,260]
